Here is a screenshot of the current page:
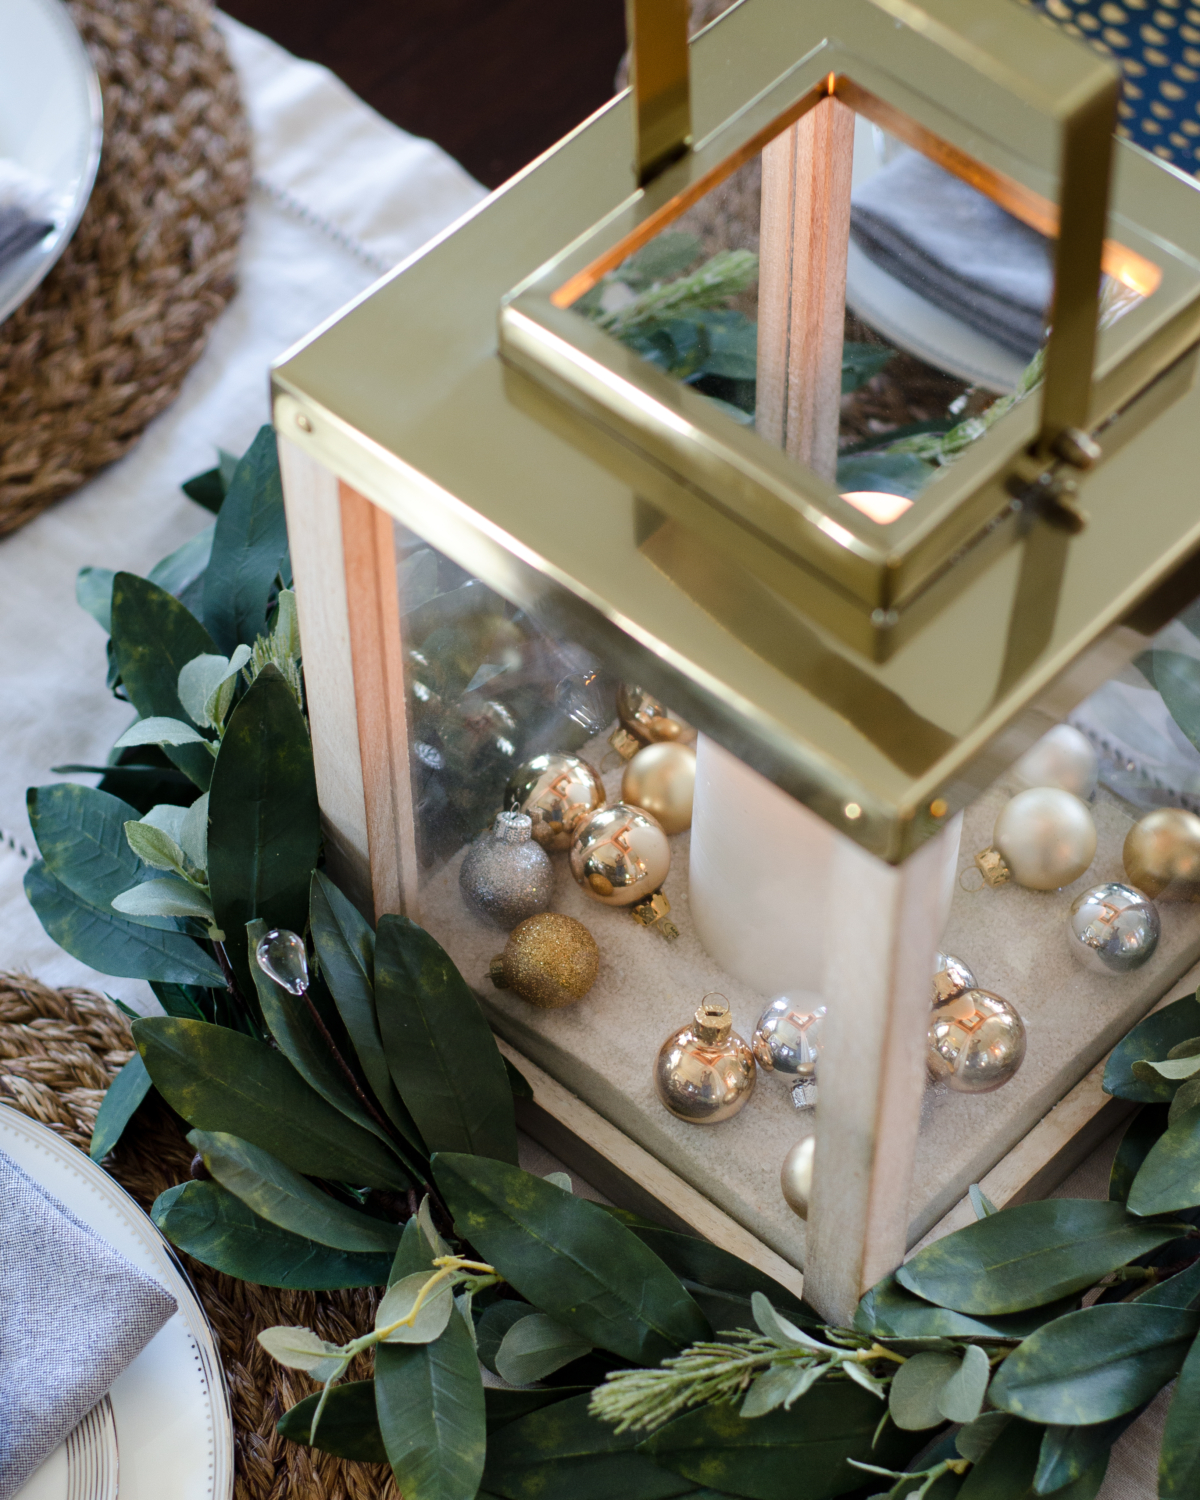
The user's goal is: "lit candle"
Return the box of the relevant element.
[841,490,913,524]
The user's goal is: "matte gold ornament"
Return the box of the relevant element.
[780,1136,815,1220]
[928,989,1027,1093]
[974,787,1097,890]
[569,802,678,936]
[933,951,976,1005]
[621,742,696,835]
[654,994,756,1124]
[489,912,600,1009]
[506,752,606,852]
[1123,808,1200,901]
[609,683,696,760]
[1011,724,1099,800]
[459,811,554,928]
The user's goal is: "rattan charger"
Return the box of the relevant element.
[0,973,395,1500]
[0,0,251,538]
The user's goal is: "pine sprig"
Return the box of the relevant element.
[592,249,759,336]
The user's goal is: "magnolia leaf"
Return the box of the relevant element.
[258,1325,349,1383]
[1160,1327,1200,1498]
[960,1419,1106,1500]
[376,1313,486,1500]
[751,1292,829,1352]
[856,1276,1077,1340]
[375,1271,456,1344]
[888,1351,961,1430]
[494,1312,593,1385]
[740,1362,825,1419]
[955,1411,1009,1463]
[114,716,213,751]
[77,566,116,633]
[1133,1055,1200,1082]
[418,1194,452,1260]
[27,784,167,919]
[1036,1412,1143,1495]
[179,794,209,871]
[969,1184,998,1220]
[1170,1077,1200,1126]
[1110,1106,1170,1204]
[203,425,288,653]
[123,820,189,878]
[1105,994,1200,1102]
[89,1053,152,1162]
[938,1343,990,1424]
[1127,1103,1200,1216]
[113,877,214,922]
[147,523,216,598]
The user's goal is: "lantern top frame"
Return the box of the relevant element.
[272,0,1200,864]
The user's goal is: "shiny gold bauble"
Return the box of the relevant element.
[928,988,1027,1093]
[569,802,671,907]
[616,684,696,748]
[781,1136,815,1219]
[1123,808,1200,902]
[991,787,1096,890]
[621,742,696,835]
[489,912,600,1009]
[505,753,606,851]
[654,994,756,1124]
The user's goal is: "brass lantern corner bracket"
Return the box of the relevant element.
[626,0,693,186]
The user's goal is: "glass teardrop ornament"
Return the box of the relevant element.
[255,928,309,994]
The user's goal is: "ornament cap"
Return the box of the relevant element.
[489,956,509,988]
[694,993,732,1043]
[974,846,1011,887]
[631,890,677,939]
[493,810,533,844]
[608,725,643,761]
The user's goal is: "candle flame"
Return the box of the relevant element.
[840,490,914,525]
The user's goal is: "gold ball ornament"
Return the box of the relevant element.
[928,988,1027,1093]
[654,994,756,1124]
[781,1136,815,1220]
[975,787,1096,890]
[489,913,600,1009]
[621,742,696,835]
[1011,724,1099,799]
[570,802,671,906]
[1123,808,1200,901]
[506,752,606,852]
[610,684,697,759]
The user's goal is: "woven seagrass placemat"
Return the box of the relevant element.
[0,974,395,1500]
[0,0,251,539]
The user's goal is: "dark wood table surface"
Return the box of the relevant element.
[222,0,629,189]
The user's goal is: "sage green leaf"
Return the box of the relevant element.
[114,716,212,750]
[188,1129,403,1252]
[1155,650,1200,751]
[178,647,251,729]
[375,1271,456,1344]
[152,1180,393,1287]
[77,566,116,633]
[856,1276,1076,1339]
[938,1343,990,1423]
[1110,1106,1169,1204]
[969,1184,998,1219]
[258,1325,349,1383]
[1127,1104,1200,1215]
[959,1417,1106,1500]
[483,1390,695,1500]
[895,1200,1185,1314]
[278,1380,388,1462]
[132,1016,411,1189]
[25,861,224,986]
[208,666,320,995]
[956,1412,1010,1464]
[888,1351,961,1430]
[89,1053,151,1161]
[147,523,215,599]
[637,1379,923,1500]
[375,1311,486,1500]
[988,1303,1197,1424]
[751,1292,827,1352]
[434,1152,710,1364]
[203,425,288,653]
[1035,1411,1142,1495]
[494,1312,593,1384]
[124,819,188,876]
[110,572,219,788]
[179,794,208,871]
[27,783,168,921]
[477,1300,535,1374]
[309,872,425,1153]
[246,918,415,1171]
[1170,1077,1200,1125]
[740,1363,825,1419]
[1105,994,1200,1103]
[1160,1328,1200,1498]
[1134,1055,1200,1082]
[375,915,517,1163]
[113,877,214,923]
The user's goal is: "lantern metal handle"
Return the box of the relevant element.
[626,0,692,186]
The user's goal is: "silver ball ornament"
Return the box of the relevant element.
[1066,882,1160,974]
[752,997,825,1108]
[928,988,1027,1093]
[459,811,554,928]
[933,951,975,1005]
[989,787,1097,890]
[1012,724,1098,799]
[781,1136,815,1219]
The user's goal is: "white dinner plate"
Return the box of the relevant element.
[1,1104,234,1500]
[0,0,102,325]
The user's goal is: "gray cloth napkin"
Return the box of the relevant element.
[0,1149,177,1498]
[0,205,53,275]
[850,149,1053,360]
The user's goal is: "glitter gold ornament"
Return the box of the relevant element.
[569,802,677,936]
[489,912,600,1009]
[506,752,606,852]
[609,683,696,760]
[974,787,1096,890]
[654,994,756,1124]
[459,810,554,928]
[621,742,696,835]
[781,1136,815,1220]
[1123,807,1200,902]
[928,988,1026,1093]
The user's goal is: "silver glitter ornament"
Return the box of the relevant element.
[1066,882,1160,974]
[752,997,825,1109]
[928,988,1026,1093]
[459,811,554,929]
[933,951,976,1005]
